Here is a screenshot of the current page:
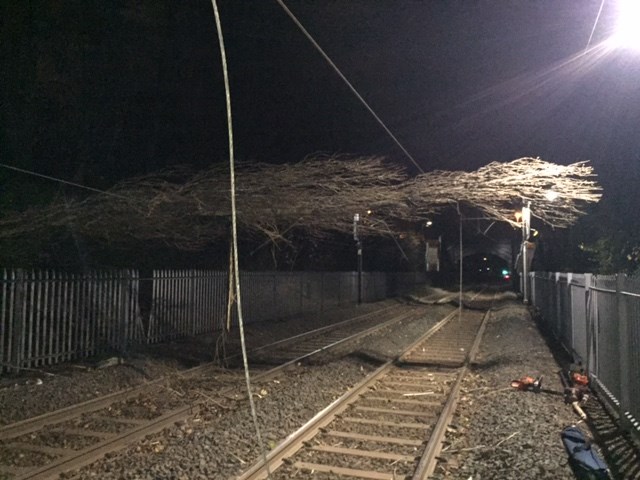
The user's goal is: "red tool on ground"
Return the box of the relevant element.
[511,375,543,393]
[571,371,589,387]
[568,363,589,386]
[562,365,590,420]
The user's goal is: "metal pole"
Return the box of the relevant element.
[357,240,363,304]
[616,274,631,431]
[522,202,531,304]
[522,239,527,302]
[459,211,463,316]
[354,214,362,305]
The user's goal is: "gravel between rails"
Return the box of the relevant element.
[434,304,578,480]
[0,300,398,426]
[434,303,590,480]
[57,304,454,480]
[3,294,632,480]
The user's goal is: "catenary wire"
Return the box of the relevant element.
[586,0,606,52]
[275,0,425,174]
[0,162,129,201]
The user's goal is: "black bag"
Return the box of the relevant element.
[561,426,609,479]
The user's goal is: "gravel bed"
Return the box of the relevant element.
[61,303,454,479]
[434,303,588,479]
[0,363,174,426]
[8,430,100,451]
[0,446,56,468]
[0,300,399,425]
[58,416,138,434]
[3,294,630,479]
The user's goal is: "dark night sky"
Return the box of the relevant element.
[223,0,640,237]
[214,1,638,218]
[1,0,640,262]
[220,1,639,181]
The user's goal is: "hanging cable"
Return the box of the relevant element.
[275,0,425,174]
[585,0,606,52]
[0,162,129,200]
[210,1,272,477]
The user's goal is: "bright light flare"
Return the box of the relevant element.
[610,0,640,50]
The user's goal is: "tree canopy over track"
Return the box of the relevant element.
[0,155,601,251]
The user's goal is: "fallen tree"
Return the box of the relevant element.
[406,157,602,228]
[0,155,602,250]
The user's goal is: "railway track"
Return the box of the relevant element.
[0,302,427,480]
[235,296,494,480]
[245,304,421,366]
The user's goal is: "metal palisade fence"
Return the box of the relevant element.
[0,269,424,373]
[530,272,640,442]
[0,270,140,373]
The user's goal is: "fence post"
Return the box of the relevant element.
[616,273,631,431]
[566,273,573,351]
[119,272,129,353]
[554,272,561,340]
[1,269,6,371]
[11,269,26,371]
[584,273,595,377]
[530,273,535,306]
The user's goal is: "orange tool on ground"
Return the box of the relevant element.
[511,375,543,393]
[571,371,589,386]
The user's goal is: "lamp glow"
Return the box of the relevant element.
[610,0,640,50]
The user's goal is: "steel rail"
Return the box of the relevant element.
[230,303,403,358]
[13,405,198,480]
[235,362,396,480]
[0,304,401,440]
[0,382,163,440]
[236,293,494,480]
[235,309,460,480]
[251,307,423,371]
[411,309,492,479]
[2,304,424,480]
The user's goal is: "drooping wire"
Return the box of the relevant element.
[586,0,606,52]
[275,0,425,174]
[0,162,129,200]
[210,0,272,477]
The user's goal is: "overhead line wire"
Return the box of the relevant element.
[0,162,129,201]
[274,0,425,174]
[586,0,606,52]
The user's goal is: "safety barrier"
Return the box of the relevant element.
[530,272,640,441]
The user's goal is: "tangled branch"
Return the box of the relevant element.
[0,155,601,250]
[405,157,602,227]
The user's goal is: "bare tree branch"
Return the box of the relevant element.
[0,155,602,250]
